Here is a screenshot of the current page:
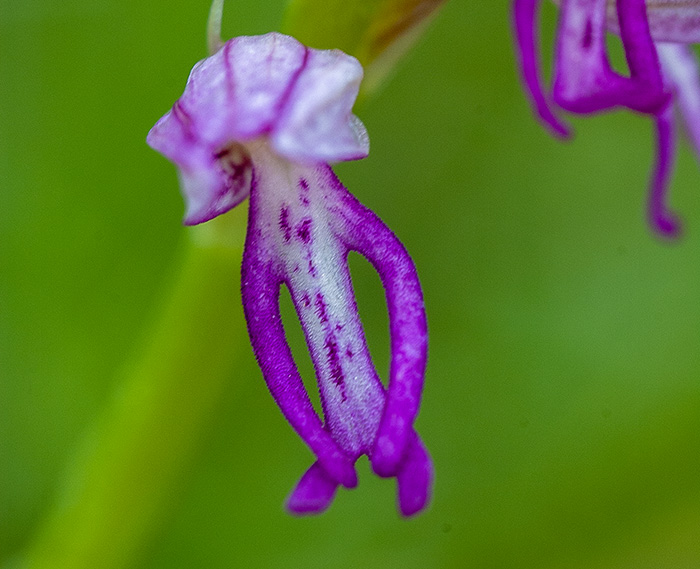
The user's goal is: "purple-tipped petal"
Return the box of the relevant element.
[396,432,433,517]
[272,49,370,163]
[648,101,681,237]
[512,0,571,137]
[286,461,339,515]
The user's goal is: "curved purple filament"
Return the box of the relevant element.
[512,0,683,239]
[328,170,429,477]
[512,0,571,137]
[649,102,681,237]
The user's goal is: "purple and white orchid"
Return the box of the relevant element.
[513,0,700,236]
[147,13,432,517]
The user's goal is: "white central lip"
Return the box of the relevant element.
[247,144,386,456]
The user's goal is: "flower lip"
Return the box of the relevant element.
[241,157,432,517]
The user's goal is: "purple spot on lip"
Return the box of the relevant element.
[299,178,310,205]
[315,293,328,323]
[324,336,347,398]
[280,205,292,242]
[308,259,317,278]
[297,219,312,243]
[345,347,353,358]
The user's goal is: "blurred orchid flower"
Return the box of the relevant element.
[147,1,432,517]
[513,0,700,237]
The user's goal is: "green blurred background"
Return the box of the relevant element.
[2,0,700,567]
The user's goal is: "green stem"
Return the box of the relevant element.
[16,207,247,569]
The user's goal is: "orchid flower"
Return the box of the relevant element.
[512,0,700,237]
[146,2,432,517]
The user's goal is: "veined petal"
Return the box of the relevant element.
[148,31,372,225]
[271,49,370,163]
[147,114,253,224]
[176,33,308,146]
[179,143,253,225]
[177,165,245,226]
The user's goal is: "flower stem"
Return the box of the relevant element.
[14,207,247,569]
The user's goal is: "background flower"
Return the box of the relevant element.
[2,1,700,568]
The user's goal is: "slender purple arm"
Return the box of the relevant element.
[512,0,571,137]
[323,168,428,477]
[617,0,666,109]
[617,0,658,83]
[241,217,358,489]
[648,101,680,236]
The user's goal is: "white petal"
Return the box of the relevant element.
[271,49,370,164]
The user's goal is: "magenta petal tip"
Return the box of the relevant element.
[286,462,339,516]
[396,434,433,518]
[370,434,401,477]
[651,212,682,240]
